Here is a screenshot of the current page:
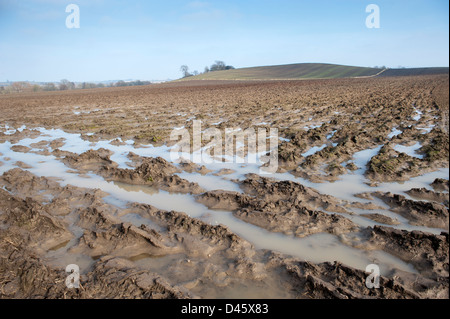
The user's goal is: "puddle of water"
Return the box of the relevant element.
[1,125,448,277]
[177,171,242,193]
[203,209,416,276]
[393,142,424,159]
[108,181,209,219]
[1,124,26,135]
[327,130,337,140]
[119,213,164,232]
[350,206,445,235]
[304,124,321,131]
[48,240,71,251]
[417,125,435,134]
[412,108,423,121]
[1,128,448,210]
[128,253,167,262]
[388,128,402,139]
[266,146,383,201]
[301,144,327,157]
[132,253,186,275]
[44,208,96,273]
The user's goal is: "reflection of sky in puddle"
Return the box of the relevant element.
[388,128,402,139]
[393,142,424,159]
[177,171,242,193]
[1,124,26,135]
[304,124,321,130]
[412,108,423,121]
[417,125,435,134]
[207,209,417,276]
[1,125,448,275]
[302,144,327,157]
[119,212,164,232]
[326,130,337,140]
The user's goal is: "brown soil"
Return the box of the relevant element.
[99,156,205,194]
[61,149,205,195]
[360,213,401,226]
[372,192,449,229]
[197,189,359,238]
[431,178,449,192]
[358,226,449,280]
[1,75,449,299]
[406,188,449,206]
[266,252,447,299]
[1,75,448,182]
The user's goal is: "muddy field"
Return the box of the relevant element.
[0,75,449,299]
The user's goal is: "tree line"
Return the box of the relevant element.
[0,79,153,94]
[180,60,234,78]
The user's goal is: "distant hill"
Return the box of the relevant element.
[378,67,449,77]
[179,63,384,81]
[179,63,449,81]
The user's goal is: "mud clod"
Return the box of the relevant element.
[197,183,359,238]
[373,192,449,229]
[431,178,449,192]
[360,213,401,226]
[360,226,449,280]
[100,157,205,194]
[1,75,449,299]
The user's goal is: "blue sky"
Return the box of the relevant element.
[0,0,448,82]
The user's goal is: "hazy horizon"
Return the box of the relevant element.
[1,0,449,82]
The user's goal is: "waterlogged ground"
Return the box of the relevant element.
[0,76,448,299]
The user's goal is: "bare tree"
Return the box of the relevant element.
[209,61,234,72]
[180,65,192,78]
[11,81,31,92]
[43,83,57,91]
[59,79,75,90]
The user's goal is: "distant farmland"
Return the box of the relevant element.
[179,63,384,81]
[179,63,449,81]
[379,67,449,77]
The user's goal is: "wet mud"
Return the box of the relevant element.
[0,75,448,299]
